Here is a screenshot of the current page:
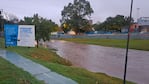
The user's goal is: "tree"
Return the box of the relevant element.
[61,0,94,34]
[94,15,133,32]
[19,14,58,46]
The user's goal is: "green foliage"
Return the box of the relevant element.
[61,0,94,34]
[19,14,58,41]
[94,15,133,32]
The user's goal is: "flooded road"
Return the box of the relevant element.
[47,40,149,84]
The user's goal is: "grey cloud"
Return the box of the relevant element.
[0,0,149,24]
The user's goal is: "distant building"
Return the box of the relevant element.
[130,23,139,32]
[121,17,149,33]
[138,17,149,33]
[121,23,139,33]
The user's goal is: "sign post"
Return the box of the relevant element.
[17,25,35,47]
[4,24,18,48]
[4,24,35,48]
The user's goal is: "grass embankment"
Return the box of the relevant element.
[0,38,135,84]
[0,57,44,84]
[61,38,149,51]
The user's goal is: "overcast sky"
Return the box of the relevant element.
[0,0,149,24]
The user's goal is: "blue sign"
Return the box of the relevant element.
[4,24,18,47]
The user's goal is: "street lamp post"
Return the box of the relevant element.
[123,0,134,84]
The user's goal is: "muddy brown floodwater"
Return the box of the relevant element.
[47,40,149,84]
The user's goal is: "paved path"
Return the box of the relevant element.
[0,49,77,84]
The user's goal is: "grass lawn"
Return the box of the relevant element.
[60,38,149,51]
[0,57,44,84]
[0,38,135,84]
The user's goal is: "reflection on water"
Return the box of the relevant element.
[48,40,149,84]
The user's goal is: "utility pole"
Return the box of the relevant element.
[123,0,134,84]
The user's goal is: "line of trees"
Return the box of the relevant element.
[94,15,133,32]
[1,0,134,43]
[60,0,133,34]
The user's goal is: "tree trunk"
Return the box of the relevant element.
[36,40,39,48]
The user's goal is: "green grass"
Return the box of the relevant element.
[0,38,135,84]
[0,57,44,84]
[60,38,149,51]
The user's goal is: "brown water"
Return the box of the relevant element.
[47,40,149,84]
